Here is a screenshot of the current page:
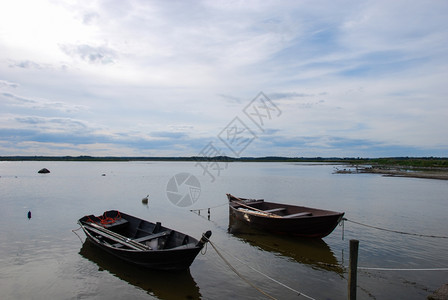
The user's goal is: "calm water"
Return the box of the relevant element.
[1,161,447,299]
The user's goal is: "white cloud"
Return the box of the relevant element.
[0,0,447,157]
[0,80,19,88]
[59,44,117,65]
[0,91,88,113]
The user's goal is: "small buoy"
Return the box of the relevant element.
[27,211,31,219]
[142,194,149,204]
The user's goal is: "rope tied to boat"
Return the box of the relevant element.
[201,238,208,255]
[202,235,316,300]
[207,239,278,300]
[190,201,229,212]
[72,226,84,243]
[343,218,448,239]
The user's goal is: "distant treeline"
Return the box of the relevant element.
[0,155,447,168]
[0,155,347,162]
[364,157,448,168]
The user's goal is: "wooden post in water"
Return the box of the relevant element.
[348,239,359,300]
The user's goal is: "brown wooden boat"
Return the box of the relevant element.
[227,194,344,238]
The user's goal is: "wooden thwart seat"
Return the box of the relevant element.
[283,212,312,218]
[112,230,172,248]
[263,208,286,213]
[133,230,172,243]
[136,227,154,235]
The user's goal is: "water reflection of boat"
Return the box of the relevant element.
[228,215,344,274]
[79,240,202,299]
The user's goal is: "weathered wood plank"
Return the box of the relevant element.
[282,212,312,218]
[84,222,150,250]
[264,208,286,213]
[133,231,172,243]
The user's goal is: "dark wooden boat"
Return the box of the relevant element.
[78,210,211,270]
[227,194,344,238]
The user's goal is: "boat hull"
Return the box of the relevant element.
[228,194,344,238]
[82,231,204,270]
[78,211,209,271]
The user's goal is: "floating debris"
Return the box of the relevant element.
[141,194,149,204]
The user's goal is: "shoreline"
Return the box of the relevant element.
[335,166,448,180]
[2,156,448,180]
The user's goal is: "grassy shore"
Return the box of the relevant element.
[338,158,448,180]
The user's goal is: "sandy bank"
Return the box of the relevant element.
[335,166,448,180]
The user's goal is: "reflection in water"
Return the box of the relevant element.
[79,240,201,299]
[228,215,344,275]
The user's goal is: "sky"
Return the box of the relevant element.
[0,0,447,158]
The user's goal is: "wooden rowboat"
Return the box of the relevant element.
[227,194,344,238]
[78,210,211,270]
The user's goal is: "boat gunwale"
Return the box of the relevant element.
[227,195,344,219]
[79,222,201,253]
[77,211,203,253]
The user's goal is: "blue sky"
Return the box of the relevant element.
[0,0,447,157]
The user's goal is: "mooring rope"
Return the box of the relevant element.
[343,218,448,239]
[190,201,229,212]
[201,241,208,255]
[72,226,84,243]
[312,259,448,273]
[205,237,316,300]
[357,267,448,271]
[189,208,229,233]
[313,262,448,272]
[208,240,278,300]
